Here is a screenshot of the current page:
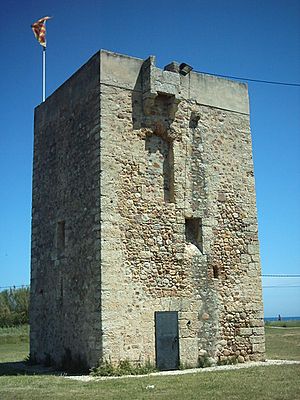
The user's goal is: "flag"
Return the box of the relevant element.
[31,16,51,47]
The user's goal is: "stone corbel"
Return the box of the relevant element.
[142,56,182,117]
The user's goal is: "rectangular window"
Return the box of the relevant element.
[145,135,175,203]
[213,265,219,279]
[56,220,65,256]
[185,218,203,253]
[166,142,175,203]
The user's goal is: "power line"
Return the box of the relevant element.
[262,274,300,277]
[0,285,29,290]
[263,285,300,288]
[194,69,300,87]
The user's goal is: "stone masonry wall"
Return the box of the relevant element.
[197,107,265,362]
[30,53,102,369]
[30,50,265,370]
[99,51,264,366]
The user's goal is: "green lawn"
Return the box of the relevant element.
[0,365,299,400]
[0,325,29,364]
[0,323,299,400]
[265,325,300,361]
[265,320,300,328]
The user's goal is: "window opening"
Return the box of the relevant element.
[213,265,219,279]
[185,218,203,252]
[165,141,175,203]
[145,135,174,203]
[56,220,65,256]
[189,112,200,129]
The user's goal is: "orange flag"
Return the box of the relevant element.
[31,16,51,47]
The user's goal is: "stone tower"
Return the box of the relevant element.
[30,50,265,371]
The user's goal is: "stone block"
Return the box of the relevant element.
[239,328,253,336]
[252,327,265,336]
[252,343,265,353]
[250,335,265,344]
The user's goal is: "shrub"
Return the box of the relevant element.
[91,358,157,377]
[0,287,30,327]
[198,354,213,368]
[217,355,238,366]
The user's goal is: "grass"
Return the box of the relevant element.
[0,322,299,400]
[265,321,300,361]
[0,365,299,400]
[91,358,157,376]
[0,325,29,338]
[265,320,300,328]
[0,325,29,363]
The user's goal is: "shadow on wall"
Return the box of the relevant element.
[145,134,174,203]
[131,63,176,203]
[131,69,143,130]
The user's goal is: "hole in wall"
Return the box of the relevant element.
[213,265,219,279]
[185,218,203,252]
[145,134,174,203]
[56,220,66,256]
[189,112,200,129]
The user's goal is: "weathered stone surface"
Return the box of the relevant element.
[252,343,266,353]
[30,50,265,370]
[239,328,253,337]
[30,53,101,369]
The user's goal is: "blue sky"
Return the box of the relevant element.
[0,0,299,317]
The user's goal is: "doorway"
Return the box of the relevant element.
[155,311,179,370]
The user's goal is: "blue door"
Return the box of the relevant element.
[155,311,179,370]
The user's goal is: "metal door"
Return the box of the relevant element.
[155,311,179,370]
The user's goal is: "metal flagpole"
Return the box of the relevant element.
[31,16,51,102]
[42,46,46,102]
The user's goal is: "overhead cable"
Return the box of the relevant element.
[194,70,300,87]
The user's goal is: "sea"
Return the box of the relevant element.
[264,316,300,322]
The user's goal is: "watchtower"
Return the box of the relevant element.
[30,50,265,370]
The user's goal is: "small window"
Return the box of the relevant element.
[213,265,219,279]
[185,218,203,252]
[189,112,200,129]
[165,141,175,203]
[145,135,174,203]
[56,220,65,256]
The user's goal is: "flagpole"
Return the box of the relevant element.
[42,46,46,102]
[32,16,51,102]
